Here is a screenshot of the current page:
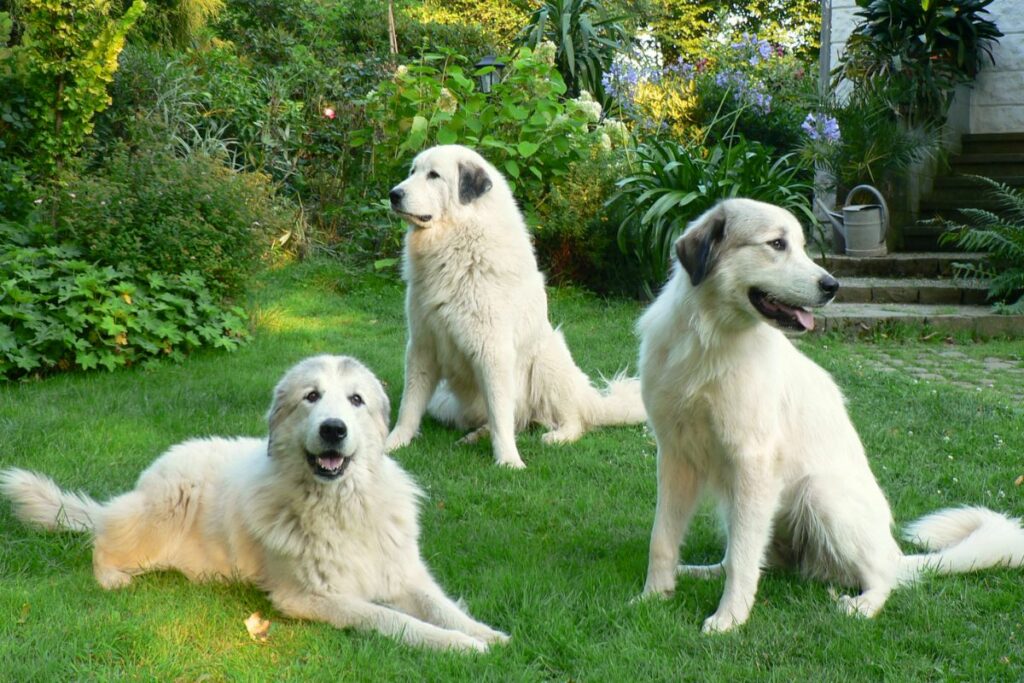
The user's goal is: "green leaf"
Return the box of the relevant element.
[517,141,540,158]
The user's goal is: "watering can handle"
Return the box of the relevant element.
[844,184,889,241]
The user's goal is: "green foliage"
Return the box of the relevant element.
[517,0,628,98]
[46,146,292,298]
[0,227,249,380]
[837,0,1003,125]
[534,151,644,296]
[362,47,600,222]
[649,0,820,64]
[2,0,145,176]
[940,176,1024,314]
[801,90,941,193]
[125,0,224,47]
[611,135,814,289]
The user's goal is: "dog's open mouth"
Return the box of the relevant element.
[393,209,432,223]
[305,450,353,480]
[748,288,815,332]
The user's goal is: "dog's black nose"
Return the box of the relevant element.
[389,187,404,206]
[818,275,840,297]
[319,419,348,444]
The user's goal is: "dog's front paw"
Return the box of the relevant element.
[631,586,674,605]
[474,626,510,645]
[701,611,744,634]
[385,429,414,452]
[445,632,489,653]
[495,455,526,469]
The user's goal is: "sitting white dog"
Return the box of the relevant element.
[385,144,645,468]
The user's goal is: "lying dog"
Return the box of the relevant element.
[0,355,508,652]
[386,144,645,468]
[637,198,1024,632]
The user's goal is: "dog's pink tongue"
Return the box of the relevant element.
[794,308,815,331]
[318,455,343,470]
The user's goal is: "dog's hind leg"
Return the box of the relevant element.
[640,449,703,600]
[92,491,169,589]
[541,420,584,445]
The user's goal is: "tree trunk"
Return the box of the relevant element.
[387,0,398,55]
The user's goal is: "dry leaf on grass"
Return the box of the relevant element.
[1014,475,1023,487]
[245,612,271,642]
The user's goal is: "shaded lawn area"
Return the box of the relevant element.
[1,258,1022,681]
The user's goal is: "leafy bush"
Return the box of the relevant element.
[0,0,144,177]
[837,0,1003,125]
[0,230,248,380]
[940,176,1024,314]
[517,0,627,98]
[46,147,292,298]
[610,136,814,290]
[534,150,643,296]
[361,46,601,223]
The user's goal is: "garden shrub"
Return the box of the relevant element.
[603,32,815,153]
[610,135,814,291]
[47,146,292,298]
[940,176,1024,314]
[360,46,600,224]
[534,150,644,296]
[0,227,249,380]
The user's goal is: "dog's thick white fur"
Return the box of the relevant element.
[0,355,508,652]
[385,144,645,468]
[637,198,1024,633]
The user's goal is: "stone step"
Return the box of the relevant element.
[815,252,986,278]
[900,223,960,252]
[918,196,1001,212]
[933,174,1024,190]
[950,153,1024,175]
[814,303,1024,338]
[961,132,1024,155]
[835,276,989,305]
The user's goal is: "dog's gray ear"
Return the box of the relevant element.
[458,161,492,204]
[675,204,726,286]
[373,378,391,440]
[265,384,294,457]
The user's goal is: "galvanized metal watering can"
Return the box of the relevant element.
[815,184,889,257]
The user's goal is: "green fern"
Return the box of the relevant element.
[940,175,1024,314]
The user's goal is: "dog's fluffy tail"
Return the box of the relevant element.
[898,506,1024,585]
[585,373,646,427]
[0,467,101,533]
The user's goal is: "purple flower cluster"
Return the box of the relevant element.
[730,33,774,67]
[714,70,772,114]
[801,113,841,142]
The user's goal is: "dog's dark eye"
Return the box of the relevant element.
[768,238,787,251]
[348,393,364,407]
[427,170,440,180]
[304,390,321,403]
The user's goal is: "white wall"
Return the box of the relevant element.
[824,0,1023,135]
[971,2,1024,133]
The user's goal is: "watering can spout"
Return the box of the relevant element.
[814,197,845,233]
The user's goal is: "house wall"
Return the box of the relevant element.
[971,1,1024,133]
[824,0,1023,135]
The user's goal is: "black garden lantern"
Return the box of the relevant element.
[474,55,506,94]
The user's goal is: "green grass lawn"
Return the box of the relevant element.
[2,259,1022,681]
